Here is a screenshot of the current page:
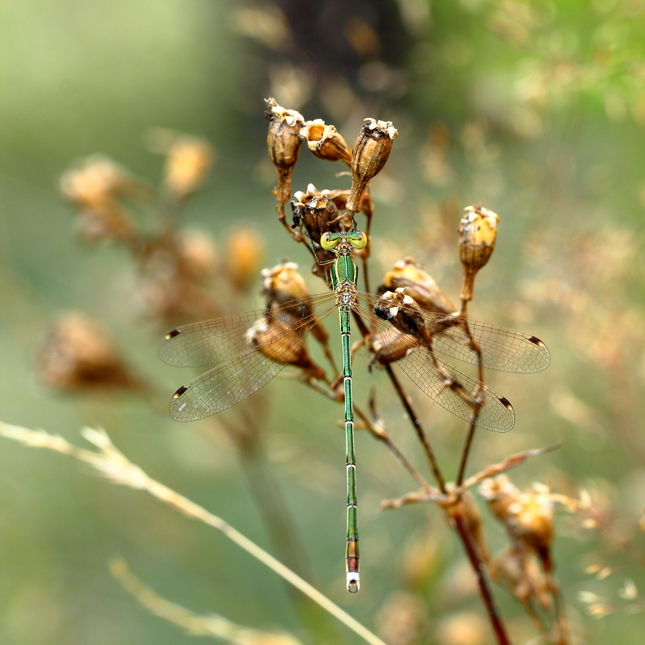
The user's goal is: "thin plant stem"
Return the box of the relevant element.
[456,421,477,487]
[384,364,447,493]
[0,422,388,645]
[452,511,512,645]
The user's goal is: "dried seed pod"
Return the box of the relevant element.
[374,289,432,343]
[224,226,265,291]
[61,156,139,244]
[458,204,499,302]
[262,262,311,307]
[163,135,214,200]
[262,262,329,348]
[265,97,304,202]
[246,313,325,381]
[324,188,374,219]
[175,229,218,283]
[480,475,554,571]
[374,288,460,343]
[36,313,141,391]
[291,184,355,278]
[378,257,456,315]
[301,119,352,165]
[291,184,353,241]
[347,118,398,212]
[60,155,135,211]
[368,326,418,365]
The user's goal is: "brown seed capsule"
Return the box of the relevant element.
[246,312,325,381]
[479,475,554,570]
[378,257,456,315]
[60,155,133,211]
[262,262,329,348]
[163,135,214,200]
[458,204,499,302]
[292,184,352,242]
[224,226,265,291]
[175,229,218,283]
[324,188,374,219]
[347,118,398,212]
[301,119,352,165]
[61,156,141,244]
[291,184,354,278]
[265,97,304,202]
[36,313,141,391]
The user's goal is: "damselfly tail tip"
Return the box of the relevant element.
[346,572,360,593]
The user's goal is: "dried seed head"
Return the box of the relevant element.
[72,208,136,245]
[458,204,500,302]
[262,261,311,306]
[374,289,432,344]
[60,155,134,211]
[480,475,554,569]
[262,262,330,348]
[301,119,352,165]
[378,257,456,315]
[323,188,374,219]
[489,544,552,609]
[292,183,351,241]
[61,155,141,244]
[224,226,265,291]
[291,184,354,277]
[175,229,218,283]
[36,313,140,391]
[368,326,418,365]
[246,313,325,380]
[265,97,304,202]
[347,118,398,212]
[163,135,214,200]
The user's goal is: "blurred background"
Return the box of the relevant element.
[1,1,644,643]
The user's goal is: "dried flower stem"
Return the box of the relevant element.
[110,558,303,645]
[0,422,387,645]
[383,364,447,492]
[452,511,512,645]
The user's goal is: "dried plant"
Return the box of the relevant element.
[8,97,643,645]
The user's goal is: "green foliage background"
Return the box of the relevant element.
[2,1,644,643]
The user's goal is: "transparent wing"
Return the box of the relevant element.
[392,334,515,433]
[170,349,288,421]
[165,294,340,422]
[350,301,515,432]
[355,292,550,373]
[159,292,338,367]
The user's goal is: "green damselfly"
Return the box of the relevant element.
[160,230,550,592]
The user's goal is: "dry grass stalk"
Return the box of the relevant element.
[0,421,387,645]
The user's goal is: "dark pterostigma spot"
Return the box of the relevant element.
[173,385,188,398]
